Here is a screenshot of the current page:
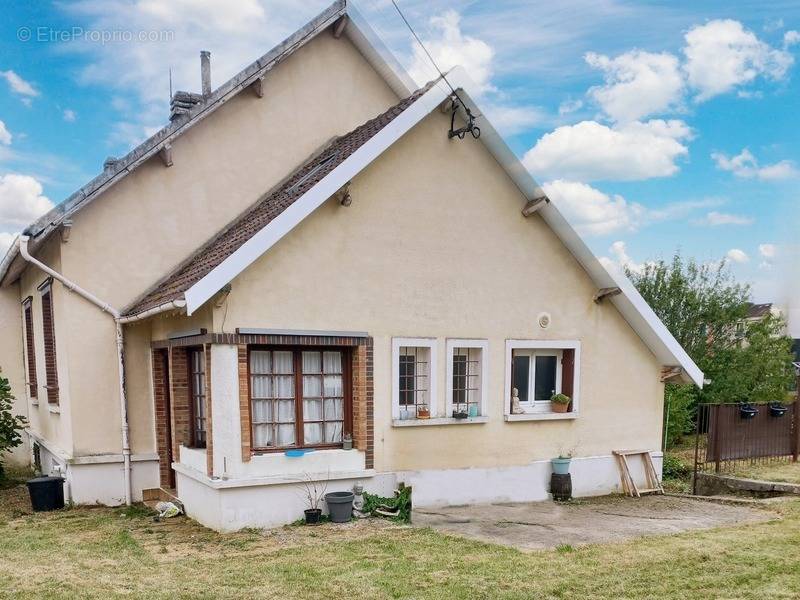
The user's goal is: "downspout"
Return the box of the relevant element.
[18,235,185,505]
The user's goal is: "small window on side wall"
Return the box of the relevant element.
[38,279,58,405]
[21,297,37,400]
[446,339,488,418]
[506,341,579,416]
[392,338,437,420]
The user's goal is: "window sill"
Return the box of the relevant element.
[504,412,577,422]
[47,404,60,414]
[392,416,489,427]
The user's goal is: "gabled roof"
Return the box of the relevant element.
[126,65,702,386]
[0,0,415,287]
[124,82,434,316]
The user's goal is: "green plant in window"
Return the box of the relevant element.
[550,393,571,405]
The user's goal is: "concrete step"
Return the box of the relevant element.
[142,487,184,514]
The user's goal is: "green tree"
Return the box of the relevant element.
[701,314,795,405]
[0,370,27,480]
[627,254,795,447]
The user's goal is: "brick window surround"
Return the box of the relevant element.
[152,349,173,487]
[154,333,373,472]
[236,334,373,468]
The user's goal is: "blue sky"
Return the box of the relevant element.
[0,0,797,304]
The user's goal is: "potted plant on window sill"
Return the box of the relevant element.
[416,403,430,419]
[550,393,572,413]
[452,408,468,419]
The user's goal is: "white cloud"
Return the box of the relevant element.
[0,174,54,230]
[558,98,583,115]
[542,180,644,236]
[585,50,684,122]
[712,148,799,180]
[543,180,720,237]
[736,89,763,99]
[0,120,11,146]
[0,70,39,97]
[692,211,754,226]
[784,31,800,47]
[759,243,777,259]
[63,109,77,122]
[0,231,16,256]
[599,240,646,274]
[481,103,545,136]
[683,19,794,101]
[726,248,749,263]
[523,119,691,182]
[407,10,495,94]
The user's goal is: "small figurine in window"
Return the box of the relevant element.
[511,387,524,414]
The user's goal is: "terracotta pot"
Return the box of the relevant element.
[417,409,430,419]
[551,402,570,413]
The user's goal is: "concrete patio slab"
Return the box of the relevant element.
[412,494,776,551]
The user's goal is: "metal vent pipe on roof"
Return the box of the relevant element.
[200,50,211,97]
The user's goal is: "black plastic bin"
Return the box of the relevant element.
[26,476,65,511]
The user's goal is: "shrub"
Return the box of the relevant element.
[663,384,697,448]
[0,371,27,480]
[662,454,691,480]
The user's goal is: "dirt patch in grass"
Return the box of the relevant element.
[2,484,799,599]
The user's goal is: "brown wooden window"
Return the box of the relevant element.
[22,297,37,399]
[249,347,351,451]
[187,347,207,448]
[39,281,58,404]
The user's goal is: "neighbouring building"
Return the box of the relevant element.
[0,1,702,531]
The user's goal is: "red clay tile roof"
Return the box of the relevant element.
[746,302,773,319]
[123,82,435,317]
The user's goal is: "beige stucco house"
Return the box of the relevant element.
[0,1,701,531]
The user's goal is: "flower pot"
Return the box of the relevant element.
[343,437,353,450]
[452,411,468,419]
[739,403,758,419]
[551,457,571,475]
[468,404,479,417]
[417,409,430,419]
[325,491,355,523]
[769,403,788,417]
[304,508,322,525]
[551,402,570,413]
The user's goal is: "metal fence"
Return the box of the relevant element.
[692,402,799,492]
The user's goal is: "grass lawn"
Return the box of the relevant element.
[2,480,800,599]
[729,462,800,484]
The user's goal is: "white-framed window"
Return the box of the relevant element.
[446,339,488,418]
[392,338,437,420]
[504,340,580,416]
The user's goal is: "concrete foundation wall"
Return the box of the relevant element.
[174,453,662,531]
